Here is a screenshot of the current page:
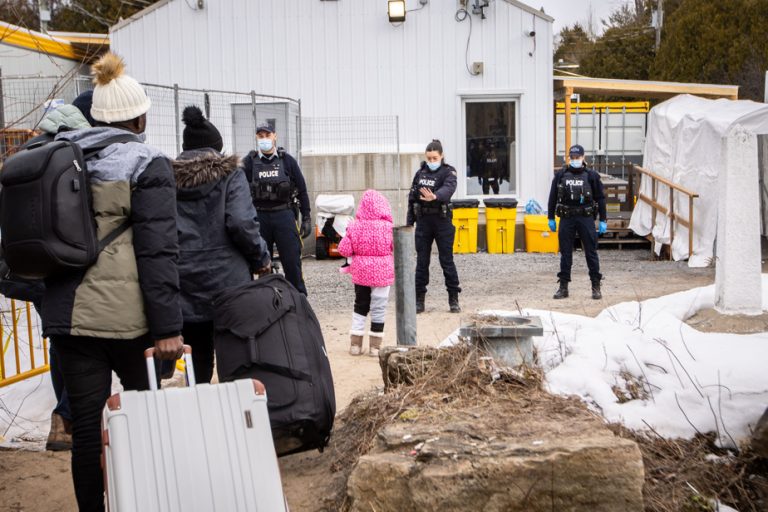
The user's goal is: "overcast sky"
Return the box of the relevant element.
[537,0,630,36]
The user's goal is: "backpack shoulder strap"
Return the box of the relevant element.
[81,134,139,249]
[97,222,132,251]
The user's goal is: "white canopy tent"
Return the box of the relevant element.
[630,94,768,267]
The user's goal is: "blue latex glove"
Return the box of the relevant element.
[598,221,607,235]
[548,219,557,232]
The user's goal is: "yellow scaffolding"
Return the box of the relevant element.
[0,299,49,388]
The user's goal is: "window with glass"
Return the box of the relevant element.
[465,101,517,196]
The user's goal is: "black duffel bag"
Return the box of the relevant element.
[213,274,336,456]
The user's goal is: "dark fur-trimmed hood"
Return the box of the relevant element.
[173,151,239,189]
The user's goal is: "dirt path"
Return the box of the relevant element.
[0,250,716,512]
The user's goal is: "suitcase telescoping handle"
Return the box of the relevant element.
[144,344,196,391]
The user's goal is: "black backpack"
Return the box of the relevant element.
[212,274,336,457]
[0,135,134,279]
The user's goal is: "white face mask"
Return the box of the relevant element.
[258,138,273,152]
[570,158,583,168]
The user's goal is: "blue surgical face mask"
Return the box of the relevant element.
[258,138,273,152]
[427,161,441,171]
[570,158,583,169]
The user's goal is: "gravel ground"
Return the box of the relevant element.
[303,247,716,316]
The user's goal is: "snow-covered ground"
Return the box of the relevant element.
[444,276,768,445]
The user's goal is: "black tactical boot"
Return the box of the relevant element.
[416,293,425,314]
[591,281,602,300]
[448,292,461,313]
[553,281,569,299]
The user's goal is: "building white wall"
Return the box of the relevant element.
[111,0,553,203]
[0,42,87,77]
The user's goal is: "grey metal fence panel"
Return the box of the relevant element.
[0,75,301,161]
[300,115,407,225]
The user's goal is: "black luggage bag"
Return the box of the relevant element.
[213,274,336,456]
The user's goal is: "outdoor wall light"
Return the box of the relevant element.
[388,0,406,22]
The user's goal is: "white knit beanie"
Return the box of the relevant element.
[90,53,151,123]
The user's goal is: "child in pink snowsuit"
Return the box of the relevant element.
[338,189,395,356]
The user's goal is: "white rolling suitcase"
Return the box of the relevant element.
[101,345,287,512]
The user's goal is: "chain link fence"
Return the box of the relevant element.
[0,75,301,160]
[301,115,411,225]
[0,75,414,227]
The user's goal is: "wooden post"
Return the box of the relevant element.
[394,226,417,346]
[688,195,694,258]
[564,87,573,164]
[668,187,675,260]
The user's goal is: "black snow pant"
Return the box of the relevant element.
[258,208,307,295]
[415,213,461,295]
[557,215,602,284]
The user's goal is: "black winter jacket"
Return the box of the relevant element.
[174,149,270,323]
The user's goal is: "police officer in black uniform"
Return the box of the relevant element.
[407,140,461,313]
[243,125,312,295]
[547,144,607,300]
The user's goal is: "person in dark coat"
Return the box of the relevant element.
[407,139,461,313]
[242,125,312,295]
[547,144,607,300]
[173,106,271,383]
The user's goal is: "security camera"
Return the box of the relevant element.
[527,30,536,37]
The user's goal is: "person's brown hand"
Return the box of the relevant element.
[154,336,183,360]
[256,263,272,276]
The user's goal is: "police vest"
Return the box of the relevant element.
[249,153,295,204]
[556,169,595,217]
[412,167,448,217]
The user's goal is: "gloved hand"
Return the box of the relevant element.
[300,218,312,239]
[598,221,608,235]
[548,219,557,232]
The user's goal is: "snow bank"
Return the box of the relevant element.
[443,277,768,445]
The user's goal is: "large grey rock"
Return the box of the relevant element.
[347,410,644,512]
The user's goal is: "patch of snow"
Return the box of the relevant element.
[440,277,768,444]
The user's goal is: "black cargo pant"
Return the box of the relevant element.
[557,215,602,284]
[258,208,307,295]
[182,321,214,384]
[415,213,461,295]
[53,335,157,512]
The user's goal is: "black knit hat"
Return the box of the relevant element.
[181,105,223,152]
[72,90,95,126]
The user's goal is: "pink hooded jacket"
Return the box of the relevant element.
[338,190,395,288]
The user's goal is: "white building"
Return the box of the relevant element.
[111,0,554,208]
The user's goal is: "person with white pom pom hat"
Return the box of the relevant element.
[46,52,183,511]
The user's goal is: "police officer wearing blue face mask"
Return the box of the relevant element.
[547,145,607,300]
[407,139,461,313]
[243,125,312,295]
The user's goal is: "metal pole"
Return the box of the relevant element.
[173,83,181,156]
[0,67,6,157]
[764,70,768,103]
[297,98,303,167]
[394,226,417,346]
[564,87,572,164]
[395,115,402,223]
[655,0,664,50]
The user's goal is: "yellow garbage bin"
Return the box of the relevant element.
[451,199,480,253]
[484,198,519,254]
[524,214,559,253]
